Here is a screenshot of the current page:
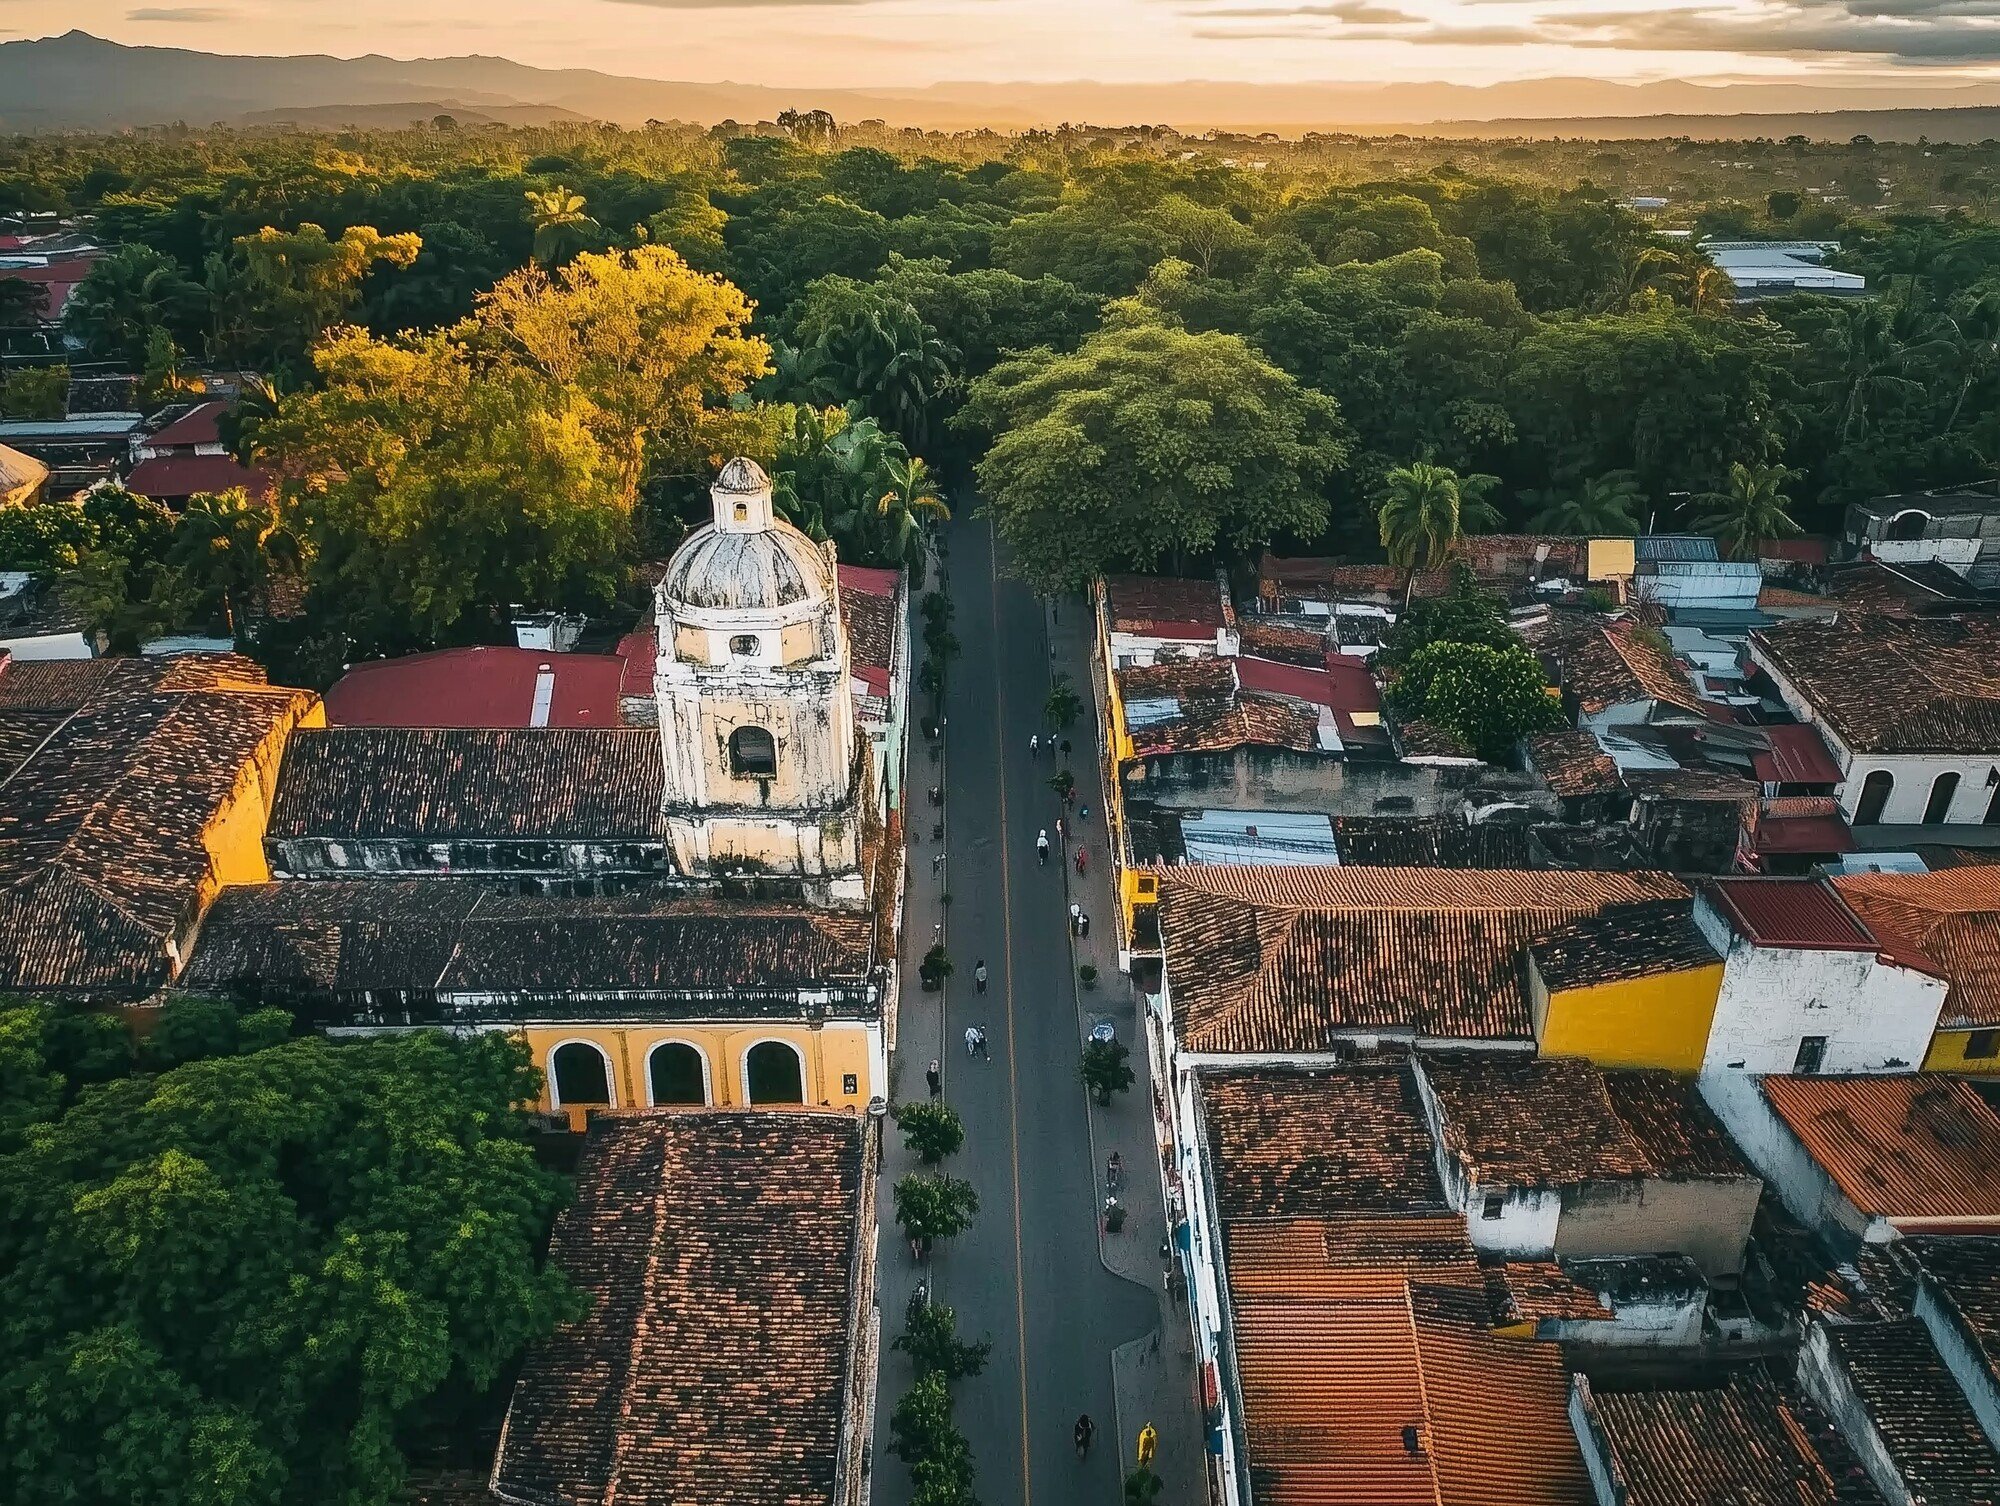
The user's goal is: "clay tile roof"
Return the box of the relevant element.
[1199,1065,1444,1219]
[1752,613,2000,755]
[1328,816,1533,869]
[1762,1075,2000,1224]
[1495,1263,1607,1323]
[1832,869,2000,1028]
[1574,1370,1874,1506]
[267,727,664,841]
[1905,1235,2000,1384]
[1240,620,1329,667]
[1117,658,1322,759]
[182,882,876,1003]
[1526,730,1623,796]
[1226,1217,1484,1299]
[837,564,899,677]
[1529,901,1721,992]
[1227,1270,1590,1506]
[1816,1319,2000,1502]
[1535,615,1705,717]
[1103,573,1230,637]
[1423,1057,1747,1188]
[493,1112,868,1506]
[1703,877,1878,951]
[0,654,315,994]
[1158,866,1687,1050]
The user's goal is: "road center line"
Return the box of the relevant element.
[985,515,1034,1506]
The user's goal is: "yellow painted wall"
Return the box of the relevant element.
[1924,1028,2000,1076]
[199,694,325,898]
[522,1020,879,1130]
[1534,961,1725,1073]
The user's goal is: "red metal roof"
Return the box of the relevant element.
[835,562,899,598]
[125,454,271,501]
[614,626,655,700]
[146,400,228,449]
[324,646,627,729]
[1703,876,1877,950]
[1236,652,1380,714]
[0,255,97,317]
[1754,812,1857,857]
[1758,537,1831,564]
[1750,724,1844,786]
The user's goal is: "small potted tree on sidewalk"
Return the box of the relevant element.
[894,1172,979,1263]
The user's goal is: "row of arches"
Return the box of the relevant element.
[547,1037,805,1109]
[1852,768,2000,827]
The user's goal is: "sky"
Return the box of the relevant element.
[13,0,2000,91]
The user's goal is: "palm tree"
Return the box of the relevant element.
[874,453,951,573]
[524,187,598,269]
[1597,245,1680,312]
[1814,298,1946,443]
[169,487,295,635]
[61,244,203,362]
[1375,462,1499,607]
[1696,462,1802,561]
[1528,470,1643,535]
[1673,255,1736,315]
[1944,288,2000,433]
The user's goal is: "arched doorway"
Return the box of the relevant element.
[1854,769,1895,826]
[745,1040,806,1105]
[647,1042,709,1106]
[550,1041,613,1108]
[1924,771,1962,824]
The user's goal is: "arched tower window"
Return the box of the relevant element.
[647,1042,709,1106]
[1855,769,1895,826]
[550,1041,613,1108]
[745,1040,805,1105]
[1886,509,1931,542]
[1924,771,1962,824]
[730,725,776,778]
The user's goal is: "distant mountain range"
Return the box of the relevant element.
[11,30,2000,138]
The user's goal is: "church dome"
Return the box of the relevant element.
[658,457,832,617]
[660,524,830,612]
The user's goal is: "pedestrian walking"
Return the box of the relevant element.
[1063,784,1077,809]
[1030,733,1040,758]
[1137,1424,1159,1469]
[1036,828,1051,865]
[1079,803,1090,824]
[964,1025,981,1058]
[928,784,943,808]
[1078,910,1091,939]
[925,1059,942,1097]
[1060,738,1072,758]
[931,852,944,875]
[974,1025,990,1058]
[1055,816,1067,842]
[1074,845,1088,876]
[1069,901,1082,933]
[973,960,988,994]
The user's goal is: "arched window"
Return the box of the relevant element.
[730,634,759,657]
[550,1041,612,1108]
[1855,769,1895,826]
[647,1042,709,1106]
[1924,771,1962,825]
[1886,509,1931,542]
[730,725,776,778]
[745,1040,805,1105]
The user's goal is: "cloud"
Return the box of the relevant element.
[599,0,878,8]
[126,5,236,18]
[1187,0,1426,18]
[1524,2,2000,59]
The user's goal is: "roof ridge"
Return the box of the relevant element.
[1400,1279,1446,1506]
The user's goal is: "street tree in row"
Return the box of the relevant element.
[1080,1039,1135,1107]
[897,1100,965,1165]
[893,1173,979,1258]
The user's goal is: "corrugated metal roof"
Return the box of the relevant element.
[1637,535,1721,563]
[1750,724,1844,786]
[1180,808,1339,867]
[1703,877,1877,951]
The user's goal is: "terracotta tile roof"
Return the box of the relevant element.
[1117,658,1322,759]
[1199,1066,1444,1219]
[493,1111,868,1506]
[1815,1319,2000,1502]
[837,564,899,677]
[1752,613,2000,755]
[1328,817,1533,869]
[0,654,314,994]
[1623,767,1762,811]
[1757,583,1838,611]
[1528,900,1720,991]
[1574,1370,1874,1506]
[1832,869,2000,1028]
[1158,866,1687,1050]
[1226,1217,1484,1299]
[1533,614,1705,717]
[1227,1264,1589,1506]
[1762,1075,2000,1225]
[267,727,663,840]
[1826,558,1987,616]
[1393,714,1479,761]
[125,453,272,502]
[1494,1263,1607,1323]
[1703,877,1878,952]
[1240,620,1330,666]
[183,881,877,1007]
[1526,730,1623,796]
[1422,1057,1748,1188]
[1103,573,1231,637]
[1905,1235,2000,1386]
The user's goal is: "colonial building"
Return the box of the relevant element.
[652,458,870,908]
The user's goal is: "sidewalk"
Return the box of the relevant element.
[1049,595,1207,1506]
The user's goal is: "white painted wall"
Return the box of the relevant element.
[1699,1072,1878,1249]
[1797,1321,1919,1506]
[1694,897,1946,1076]
[1914,1281,2000,1452]
[1837,753,2000,826]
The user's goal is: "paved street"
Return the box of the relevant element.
[872,514,1172,1506]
